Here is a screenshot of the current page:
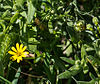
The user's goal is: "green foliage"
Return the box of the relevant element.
[58,65,82,79]
[27,1,35,24]
[12,67,21,84]
[0,0,100,84]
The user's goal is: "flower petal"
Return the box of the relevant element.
[21,55,26,57]
[10,56,17,61]
[8,51,16,55]
[9,43,28,63]
[17,59,20,63]
[10,57,14,61]
[17,56,22,63]
[24,52,29,55]
[19,56,22,60]
[20,44,23,51]
[16,43,19,51]
[11,47,17,52]
[22,46,27,52]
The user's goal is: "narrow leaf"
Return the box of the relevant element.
[81,45,87,59]
[58,65,82,79]
[10,12,19,23]
[27,1,35,23]
[77,78,99,84]
[60,57,75,65]
[12,67,21,84]
[0,75,12,84]
[66,27,79,43]
[16,0,26,7]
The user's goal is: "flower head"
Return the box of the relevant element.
[8,43,29,63]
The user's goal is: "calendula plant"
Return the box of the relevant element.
[0,0,100,84]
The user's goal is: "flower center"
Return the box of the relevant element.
[17,52,22,56]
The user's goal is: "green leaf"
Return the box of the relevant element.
[58,65,82,79]
[89,72,96,80]
[60,57,75,65]
[83,63,89,74]
[29,44,37,51]
[27,1,35,23]
[2,10,9,18]
[53,55,66,70]
[58,70,72,79]
[44,59,56,84]
[66,27,79,43]
[81,45,89,74]
[10,12,19,24]
[0,34,11,61]
[16,0,26,7]
[81,45,87,59]
[77,78,99,84]
[12,67,21,84]
[73,77,99,84]
[20,11,27,19]
[87,55,100,66]
[0,33,16,67]
[0,75,12,84]
[0,61,4,76]
[64,42,73,56]
[0,22,6,31]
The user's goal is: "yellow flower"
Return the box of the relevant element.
[8,43,29,63]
